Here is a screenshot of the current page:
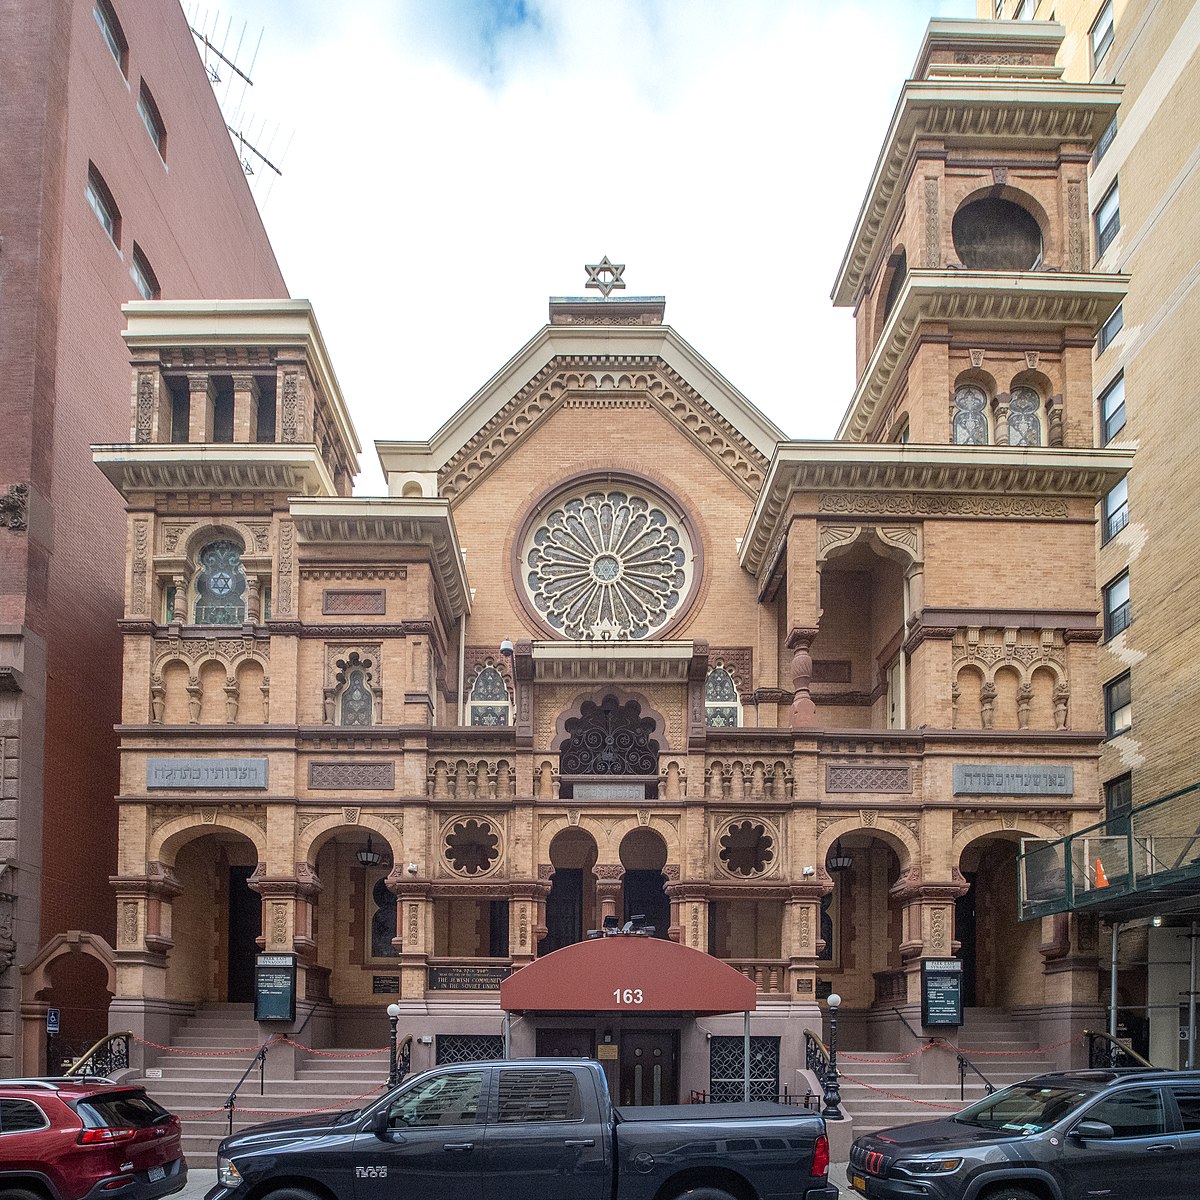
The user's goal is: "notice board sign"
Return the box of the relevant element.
[254,953,296,1023]
[921,959,963,1027]
[428,965,512,992]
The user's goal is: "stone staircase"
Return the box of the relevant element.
[838,1009,1060,1136]
[132,1004,392,1167]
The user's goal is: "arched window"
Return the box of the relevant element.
[468,663,511,727]
[952,385,990,445]
[1008,386,1042,447]
[705,665,740,728]
[336,652,375,726]
[193,540,246,624]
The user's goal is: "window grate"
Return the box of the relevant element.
[435,1034,504,1065]
[709,1036,779,1103]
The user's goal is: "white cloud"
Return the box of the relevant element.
[191,0,973,492]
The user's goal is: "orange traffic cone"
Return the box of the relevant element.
[1094,858,1110,888]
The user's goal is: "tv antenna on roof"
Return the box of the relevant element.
[186,6,290,203]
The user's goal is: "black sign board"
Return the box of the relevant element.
[921,958,963,1027]
[372,975,400,994]
[254,953,297,1023]
[428,965,512,992]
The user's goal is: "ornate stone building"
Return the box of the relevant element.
[89,21,1131,1101]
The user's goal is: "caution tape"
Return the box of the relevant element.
[839,1074,960,1111]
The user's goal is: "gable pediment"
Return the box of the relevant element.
[377,324,784,504]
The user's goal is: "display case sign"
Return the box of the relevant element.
[428,965,512,992]
[921,958,963,1027]
[254,953,297,1022]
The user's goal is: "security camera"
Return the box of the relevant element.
[499,639,514,658]
[406,862,419,875]
[802,865,816,877]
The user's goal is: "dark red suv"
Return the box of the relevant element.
[0,1078,186,1200]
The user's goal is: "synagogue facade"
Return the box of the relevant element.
[81,20,1132,1101]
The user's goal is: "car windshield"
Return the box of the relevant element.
[952,1083,1092,1132]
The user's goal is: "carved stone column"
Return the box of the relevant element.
[388,878,432,1000]
[786,626,820,729]
[509,882,549,965]
[186,675,202,724]
[594,865,624,924]
[246,576,261,625]
[666,884,709,952]
[224,676,240,724]
[249,865,322,961]
[186,372,215,444]
[170,574,186,626]
[785,880,832,1003]
[890,872,970,1010]
[231,372,260,443]
[993,393,1011,446]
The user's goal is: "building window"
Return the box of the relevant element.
[1091,0,1115,71]
[1100,373,1126,442]
[94,0,128,75]
[1094,115,1118,166]
[85,164,120,246]
[137,81,167,160]
[130,244,160,300]
[369,876,398,959]
[704,665,740,728]
[1097,304,1123,356]
[1008,386,1042,447]
[1095,182,1120,257]
[953,384,990,445]
[334,652,376,727]
[193,540,247,624]
[1103,571,1131,639]
[467,663,510,727]
[1102,477,1128,542]
[1105,773,1133,825]
[1104,672,1132,737]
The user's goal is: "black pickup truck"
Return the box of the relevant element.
[206,1057,837,1200]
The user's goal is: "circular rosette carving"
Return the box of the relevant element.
[523,487,694,640]
[444,818,502,876]
[717,819,776,878]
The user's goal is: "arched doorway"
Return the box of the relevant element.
[619,828,669,939]
[541,829,598,953]
[168,830,261,1004]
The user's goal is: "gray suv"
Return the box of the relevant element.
[848,1069,1200,1200]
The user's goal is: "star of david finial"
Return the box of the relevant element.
[584,256,626,298]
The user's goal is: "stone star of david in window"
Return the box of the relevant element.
[585,255,626,298]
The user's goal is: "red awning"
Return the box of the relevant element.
[500,935,757,1016]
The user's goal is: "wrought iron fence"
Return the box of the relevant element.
[435,1034,505,1065]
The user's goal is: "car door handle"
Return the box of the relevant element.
[564,1138,596,1147]
[443,1142,475,1152]
[1146,1144,1174,1153]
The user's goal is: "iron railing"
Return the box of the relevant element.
[64,1032,131,1078]
[1085,1029,1155,1070]
[804,1028,830,1085]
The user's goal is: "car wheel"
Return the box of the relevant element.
[980,1187,1041,1200]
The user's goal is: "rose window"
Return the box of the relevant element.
[718,820,774,876]
[444,819,501,876]
[523,487,695,640]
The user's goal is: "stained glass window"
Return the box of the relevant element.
[193,540,246,624]
[705,665,740,728]
[468,664,510,727]
[1008,387,1042,447]
[371,876,398,958]
[952,385,989,445]
[340,669,374,726]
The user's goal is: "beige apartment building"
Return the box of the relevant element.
[66,18,1129,1139]
[984,1,1200,1068]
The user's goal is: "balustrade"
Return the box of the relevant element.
[704,759,793,801]
[426,758,516,800]
[726,958,789,994]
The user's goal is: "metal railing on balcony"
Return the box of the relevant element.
[1018,779,1200,920]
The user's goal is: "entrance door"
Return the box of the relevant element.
[955,872,977,1007]
[227,865,262,1003]
[618,1030,677,1106]
[542,868,583,952]
[535,1028,596,1059]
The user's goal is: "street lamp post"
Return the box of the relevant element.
[822,992,843,1119]
[387,1003,402,1087]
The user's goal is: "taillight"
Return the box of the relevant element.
[811,1133,830,1177]
[78,1127,136,1145]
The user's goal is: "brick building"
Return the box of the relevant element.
[0,0,287,1074]
[986,0,1200,1069]
[88,19,1131,1112]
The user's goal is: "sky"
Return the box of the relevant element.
[188,0,973,493]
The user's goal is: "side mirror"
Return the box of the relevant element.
[367,1107,390,1138]
[1070,1119,1115,1141]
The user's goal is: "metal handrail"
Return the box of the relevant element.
[1085,1028,1155,1069]
[804,1028,830,1084]
[934,1039,996,1100]
[891,1007,928,1042]
[224,1036,278,1136]
[395,1034,412,1085]
[64,1032,131,1077]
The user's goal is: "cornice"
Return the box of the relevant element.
[832,80,1122,307]
[531,640,699,684]
[838,271,1128,442]
[91,444,336,498]
[289,497,471,619]
[740,443,1135,579]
